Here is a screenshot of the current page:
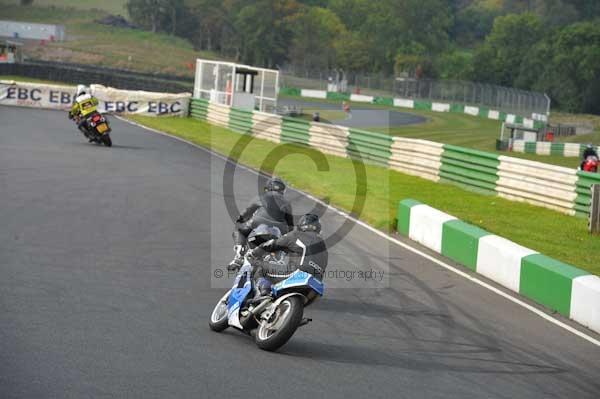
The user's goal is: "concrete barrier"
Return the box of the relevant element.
[206,102,230,127]
[188,97,597,218]
[252,111,282,143]
[497,156,577,214]
[389,138,443,181]
[309,123,349,158]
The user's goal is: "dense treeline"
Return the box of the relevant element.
[125,0,600,113]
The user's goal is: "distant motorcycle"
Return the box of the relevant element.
[581,155,598,173]
[73,112,113,147]
[209,225,324,351]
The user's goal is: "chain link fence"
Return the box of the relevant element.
[279,65,550,118]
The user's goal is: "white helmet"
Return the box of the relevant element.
[76,84,88,96]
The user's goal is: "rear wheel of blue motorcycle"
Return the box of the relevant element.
[209,291,230,332]
[255,296,303,351]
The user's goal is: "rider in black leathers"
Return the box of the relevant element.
[251,214,328,295]
[228,177,294,269]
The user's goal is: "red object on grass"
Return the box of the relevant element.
[583,157,599,173]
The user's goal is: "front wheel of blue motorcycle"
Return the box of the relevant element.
[209,290,230,332]
[255,296,303,352]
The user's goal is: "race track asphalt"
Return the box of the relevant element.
[278,98,426,128]
[1,105,599,399]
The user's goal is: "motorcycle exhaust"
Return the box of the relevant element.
[248,298,272,316]
[240,298,273,329]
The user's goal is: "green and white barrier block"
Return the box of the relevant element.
[464,106,479,116]
[350,94,374,103]
[393,98,415,109]
[397,199,600,334]
[564,143,582,157]
[571,275,600,332]
[300,89,327,99]
[399,201,457,253]
[524,118,535,129]
[432,102,450,112]
[477,235,537,293]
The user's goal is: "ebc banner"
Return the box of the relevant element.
[0,80,76,109]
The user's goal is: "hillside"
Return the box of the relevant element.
[1,0,128,15]
[0,2,222,76]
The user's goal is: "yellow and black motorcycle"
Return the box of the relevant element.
[73,111,113,147]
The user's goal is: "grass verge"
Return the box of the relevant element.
[126,115,599,276]
[0,2,223,76]
[283,95,587,169]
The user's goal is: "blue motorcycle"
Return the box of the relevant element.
[209,232,324,351]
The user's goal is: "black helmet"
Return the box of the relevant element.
[298,213,321,233]
[247,224,282,249]
[264,177,286,193]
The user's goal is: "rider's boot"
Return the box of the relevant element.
[227,245,245,270]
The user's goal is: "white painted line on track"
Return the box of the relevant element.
[117,115,600,348]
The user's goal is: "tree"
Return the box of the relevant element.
[184,0,240,55]
[362,0,452,73]
[328,0,371,32]
[20,0,34,5]
[334,32,371,72]
[234,0,300,67]
[127,0,185,34]
[452,2,502,46]
[518,20,600,113]
[433,50,473,80]
[288,6,346,70]
[471,13,543,86]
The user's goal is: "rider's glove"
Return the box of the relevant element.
[246,248,258,260]
[260,239,275,252]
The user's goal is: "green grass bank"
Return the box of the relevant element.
[126,115,600,276]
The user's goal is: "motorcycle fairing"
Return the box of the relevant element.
[227,263,253,329]
[272,269,324,296]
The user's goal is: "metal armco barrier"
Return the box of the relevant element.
[189,98,598,218]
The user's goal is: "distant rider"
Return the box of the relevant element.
[580,144,599,170]
[68,85,99,138]
[250,213,328,296]
[228,177,294,269]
